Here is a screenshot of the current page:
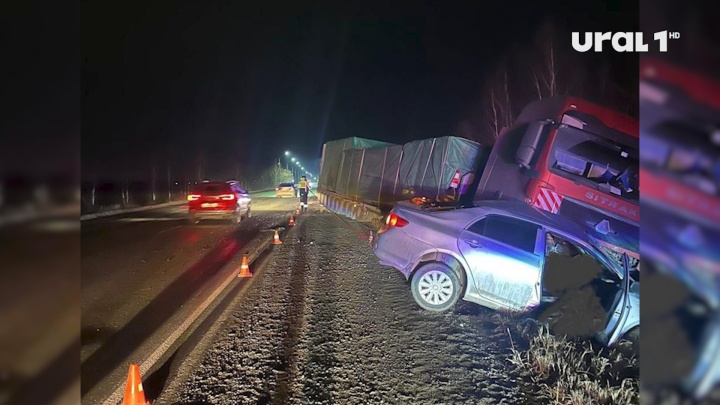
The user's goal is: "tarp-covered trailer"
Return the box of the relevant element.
[318,136,395,196]
[318,136,490,210]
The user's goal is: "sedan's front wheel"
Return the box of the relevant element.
[411,263,460,312]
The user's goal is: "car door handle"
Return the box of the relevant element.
[463,239,482,248]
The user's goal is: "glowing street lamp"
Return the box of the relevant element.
[284,151,290,156]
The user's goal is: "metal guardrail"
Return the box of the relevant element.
[79,188,279,221]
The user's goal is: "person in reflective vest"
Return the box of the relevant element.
[298,176,310,212]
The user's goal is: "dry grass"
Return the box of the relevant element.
[508,325,639,405]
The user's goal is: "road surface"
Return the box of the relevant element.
[0,213,79,405]
[80,192,300,403]
[80,193,641,404]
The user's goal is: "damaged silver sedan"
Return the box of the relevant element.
[373,200,639,347]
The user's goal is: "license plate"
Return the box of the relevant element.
[201,203,218,208]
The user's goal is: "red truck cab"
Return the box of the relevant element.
[473,96,640,267]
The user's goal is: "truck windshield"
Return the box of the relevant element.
[549,126,639,203]
[642,121,720,197]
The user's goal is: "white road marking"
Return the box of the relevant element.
[100,237,272,405]
[101,266,239,405]
[157,225,182,234]
[116,217,180,222]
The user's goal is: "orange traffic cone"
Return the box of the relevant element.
[288,215,295,227]
[449,169,461,189]
[272,230,282,245]
[295,208,300,215]
[122,363,149,405]
[238,254,251,278]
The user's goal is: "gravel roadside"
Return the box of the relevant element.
[165,211,526,404]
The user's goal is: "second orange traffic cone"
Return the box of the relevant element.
[272,229,282,245]
[295,208,300,215]
[238,254,251,278]
[288,215,295,227]
[122,363,149,405]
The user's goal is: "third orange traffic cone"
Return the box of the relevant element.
[272,229,282,245]
[238,254,251,278]
[288,215,295,227]
[122,363,149,405]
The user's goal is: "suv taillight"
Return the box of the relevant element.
[219,194,236,200]
[386,212,408,227]
[188,194,201,201]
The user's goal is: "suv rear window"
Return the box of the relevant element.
[195,183,231,194]
[278,183,294,187]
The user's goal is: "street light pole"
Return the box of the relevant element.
[275,158,279,185]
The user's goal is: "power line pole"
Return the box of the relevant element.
[275,158,280,185]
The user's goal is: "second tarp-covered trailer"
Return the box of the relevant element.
[318,136,488,210]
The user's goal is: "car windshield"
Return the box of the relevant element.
[550,126,639,203]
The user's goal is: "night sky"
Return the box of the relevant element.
[2,2,79,178]
[82,1,637,182]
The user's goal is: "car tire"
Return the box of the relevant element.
[411,262,461,312]
[231,210,242,224]
[188,214,199,225]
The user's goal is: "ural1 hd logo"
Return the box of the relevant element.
[572,31,680,52]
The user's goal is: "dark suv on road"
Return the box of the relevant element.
[187,181,251,224]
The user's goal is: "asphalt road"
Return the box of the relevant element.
[0,213,80,405]
[80,192,299,402]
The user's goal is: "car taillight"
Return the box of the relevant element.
[188,194,201,201]
[219,194,236,200]
[386,212,408,227]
